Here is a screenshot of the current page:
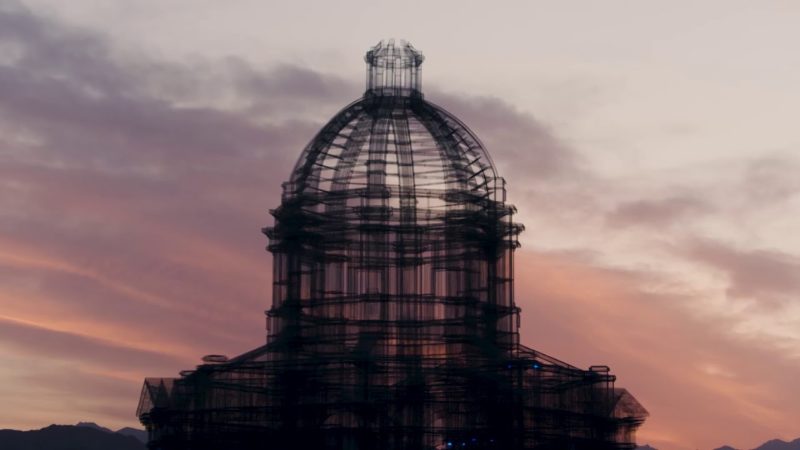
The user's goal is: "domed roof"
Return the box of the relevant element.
[285,40,502,213]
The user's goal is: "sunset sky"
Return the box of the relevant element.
[1,1,799,449]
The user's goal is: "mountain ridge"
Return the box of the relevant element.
[75,422,147,443]
[0,424,146,450]
[1,424,796,450]
[638,437,800,450]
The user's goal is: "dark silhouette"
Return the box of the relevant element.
[755,439,800,450]
[0,425,145,450]
[76,422,147,443]
[117,427,149,443]
[137,39,647,450]
[75,422,113,433]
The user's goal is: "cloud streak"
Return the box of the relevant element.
[606,196,711,228]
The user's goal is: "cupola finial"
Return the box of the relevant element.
[364,38,424,98]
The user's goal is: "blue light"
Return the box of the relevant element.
[532,363,541,369]
[446,442,453,448]
[507,363,513,369]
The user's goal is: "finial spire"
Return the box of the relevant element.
[364,39,424,98]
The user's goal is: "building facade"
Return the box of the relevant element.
[137,39,647,450]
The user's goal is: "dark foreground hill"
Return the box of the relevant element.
[0,424,146,450]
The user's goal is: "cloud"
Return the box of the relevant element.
[606,196,711,228]
[0,2,325,428]
[514,249,800,450]
[0,316,182,372]
[683,239,800,308]
[743,155,800,204]
[429,90,584,181]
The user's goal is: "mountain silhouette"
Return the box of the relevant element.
[0,424,146,450]
[638,438,800,450]
[75,422,147,443]
[75,422,113,433]
[116,426,148,443]
[756,439,800,450]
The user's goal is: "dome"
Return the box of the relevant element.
[286,89,503,208]
[288,38,499,203]
[266,39,522,349]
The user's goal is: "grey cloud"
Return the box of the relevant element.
[0,2,328,174]
[422,89,597,232]
[227,59,358,113]
[0,1,135,95]
[428,90,583,181]
[684,239,800,307]
[606,196,711,228]
[743,154,800,204]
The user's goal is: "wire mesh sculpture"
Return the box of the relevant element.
[137,39,647,450]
